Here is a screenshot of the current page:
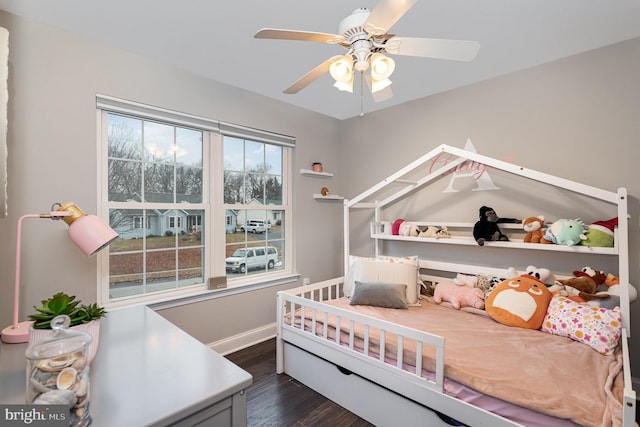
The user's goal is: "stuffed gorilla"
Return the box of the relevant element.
[473,206,520,246]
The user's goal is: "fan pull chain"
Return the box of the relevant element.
[360,72,364,116]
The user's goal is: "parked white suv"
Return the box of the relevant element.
[225,246,278,273]
[239,220,269,233]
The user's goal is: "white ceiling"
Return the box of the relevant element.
[1,1,640,120]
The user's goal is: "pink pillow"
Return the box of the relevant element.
[541,296,622,355]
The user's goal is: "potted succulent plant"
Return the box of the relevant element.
[27,292,106,361]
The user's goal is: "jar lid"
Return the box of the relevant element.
[25,315,93,361]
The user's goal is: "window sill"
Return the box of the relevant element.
[136,273,301,311]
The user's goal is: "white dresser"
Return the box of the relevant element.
[0,305,252,426]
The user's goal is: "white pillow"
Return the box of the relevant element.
[344,257,420,305]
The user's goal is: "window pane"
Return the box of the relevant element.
[144,121,174,164]
[224,171,243,204]
[244,172,265,204]
[224,136,244,171]
[108,208,205,299]
[108,114,142,160]
[265,144,282,175]
[144,163,175,202]
[265,175,282,205]
[176,127,203,203]
[244,140,264,171]
[225,209,284,277]
[108,159,142,201]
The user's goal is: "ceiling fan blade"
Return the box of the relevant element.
[255,28,345,44]
[283,56,343,94]
[364,0,418,36]
[385,36,480,61]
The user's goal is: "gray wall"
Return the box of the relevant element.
[339,37,640,374]
[0,11,344,345]
[1,9,639,380]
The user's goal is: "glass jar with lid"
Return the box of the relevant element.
[25,315,93,427]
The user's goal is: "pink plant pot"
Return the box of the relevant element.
[29,319,101,362]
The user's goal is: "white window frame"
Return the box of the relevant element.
[96,95,295,308]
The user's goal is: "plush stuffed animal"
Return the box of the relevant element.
[419,225,450,239]
[522,216,545,243]
[391,219,405,235]
[485,274,552,329]
[507,265,555,286]
[541,218,587,246]
[453,273,477,287]
[472,206,519,246]
[603,273,637,302]
[580,217,617,247]
[399,221,419,237]
[433,280,485,309]
[553,267,608,302]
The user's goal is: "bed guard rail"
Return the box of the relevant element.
[276,277,446,394]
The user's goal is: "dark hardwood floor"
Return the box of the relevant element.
[225,338,374,427]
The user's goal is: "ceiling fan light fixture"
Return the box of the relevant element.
[333,78,354,93]
[370,52,395,80]
[371,76,392,93]
[330,55,354,93]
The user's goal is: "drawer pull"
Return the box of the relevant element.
[336,366,353,376]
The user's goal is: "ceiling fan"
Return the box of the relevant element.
[254,0,480,102]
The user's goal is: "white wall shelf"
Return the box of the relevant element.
[300,169,333,178]
[313,194,344,200]
[369,232,617,254]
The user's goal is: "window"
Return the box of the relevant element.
[223,136,286,278]
[133,216,150,230]
[97,96,294,306]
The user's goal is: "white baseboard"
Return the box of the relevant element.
[208,322,276,356]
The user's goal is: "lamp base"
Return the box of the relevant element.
[1,321,33,343]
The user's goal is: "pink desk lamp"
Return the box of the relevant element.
[1,202,118,344]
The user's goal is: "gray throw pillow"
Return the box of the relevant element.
[349,281,408,309]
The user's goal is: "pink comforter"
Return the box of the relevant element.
[294,297,623,427]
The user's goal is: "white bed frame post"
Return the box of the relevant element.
[275,291,285,374]
[343,199,350,277]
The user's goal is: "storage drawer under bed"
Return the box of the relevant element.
[283,342,457,427]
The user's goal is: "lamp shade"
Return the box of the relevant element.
[57,202,118,256]
[68,215,118,256]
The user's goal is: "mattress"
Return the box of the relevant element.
[289,297,623,427]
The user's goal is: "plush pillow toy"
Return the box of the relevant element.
[580,217,617,247]
[433,280,485,310]
[472,206,519,246]
[485,274,552,329]
[541,218,587,246]
[522,216,545,243]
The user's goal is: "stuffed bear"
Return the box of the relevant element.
[433,280,485,309]
[473,206,519,246]
[522,216,545,243]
